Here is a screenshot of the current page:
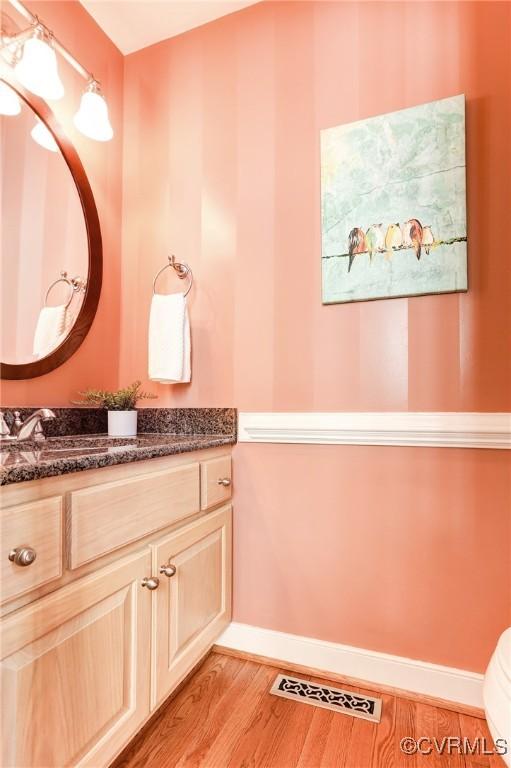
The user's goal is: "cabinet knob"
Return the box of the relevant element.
[217,477,231,487]
[141,576,160,590]
[8,546,37,567]
[159,563,177,578]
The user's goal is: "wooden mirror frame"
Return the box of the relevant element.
[0,66,102,380]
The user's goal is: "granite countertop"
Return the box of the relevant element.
[0,433,236,486]
[0,408,237,486]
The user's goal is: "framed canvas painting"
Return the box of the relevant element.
[320,94,467,304]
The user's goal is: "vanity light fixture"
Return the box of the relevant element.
[1,0,114,141]
[0,79,20,114]
[74,80,113,142]
[31,117,58,152]
[14,26,64,100]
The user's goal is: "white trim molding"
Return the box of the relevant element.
[217,622,484,708]
[238,412,511,449]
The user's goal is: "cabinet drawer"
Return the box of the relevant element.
[69,463,200,569]
[1,496,62,603]
[200,456,232,511]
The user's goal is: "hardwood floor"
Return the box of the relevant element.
[114,652,502,768]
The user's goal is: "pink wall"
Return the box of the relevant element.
[122,1,511,672]
[234,444,510,672]
[121,0,510,413]
[0,0,123,405]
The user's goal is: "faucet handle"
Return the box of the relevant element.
[11,411,23,437]
[0,412,11,438]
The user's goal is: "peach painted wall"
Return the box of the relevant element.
[0,0,123,405]
[122,1,510,673]
[121,0,511,413]
[234,444,510,672]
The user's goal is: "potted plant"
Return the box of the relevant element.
[74,381,157,437]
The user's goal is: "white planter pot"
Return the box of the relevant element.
[108,410,138,437]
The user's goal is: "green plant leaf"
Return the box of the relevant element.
[73,381,157,411]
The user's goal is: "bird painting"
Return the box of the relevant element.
[321,95,467,303]
[347,227,366,272]
[422,225,434,255]
[344,219,444,274]
[365,224,385,262]
[384,224,402,259]
[405,218,424,260]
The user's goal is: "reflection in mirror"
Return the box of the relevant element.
[1,82,88,364]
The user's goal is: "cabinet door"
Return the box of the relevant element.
[1,550,152,768]
[152,505,232,707]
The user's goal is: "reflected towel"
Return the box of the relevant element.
[148,292,191,383]
[32,305,67,359]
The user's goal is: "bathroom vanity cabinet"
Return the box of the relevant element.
[0,446,232,768]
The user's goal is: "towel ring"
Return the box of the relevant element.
[45,271,86,309]
[153,255,193,298]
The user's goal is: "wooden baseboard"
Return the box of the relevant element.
[213,644,485,720]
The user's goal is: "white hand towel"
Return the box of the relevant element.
[32,305,67,359]
[148,292,191,383]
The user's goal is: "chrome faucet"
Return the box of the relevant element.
[0,409,56,442]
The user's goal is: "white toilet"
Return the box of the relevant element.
[483,627,511,767]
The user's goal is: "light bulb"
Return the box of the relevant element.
[0,81,21,115]
[14,34,64,101]
[74,83,113,141]
[31,119,58,152]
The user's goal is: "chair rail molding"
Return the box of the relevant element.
[238,412,511,450]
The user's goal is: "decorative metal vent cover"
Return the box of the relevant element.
[270,674,382,723]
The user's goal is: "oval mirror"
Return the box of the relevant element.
[0,72,102,380]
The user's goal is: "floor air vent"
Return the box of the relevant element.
[270,674,382,723]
